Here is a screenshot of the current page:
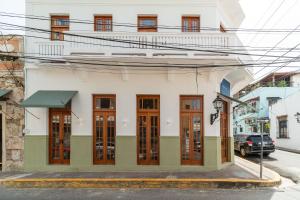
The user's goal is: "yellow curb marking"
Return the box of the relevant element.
[1,178,277,183]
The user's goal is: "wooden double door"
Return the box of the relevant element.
[137,95,160,165]
[180,96,203,165]
[220,101,230,163]
[49,109,71,164]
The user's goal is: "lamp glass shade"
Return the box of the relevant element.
[213,96,223,110]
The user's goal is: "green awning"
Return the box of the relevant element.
[21,90,78,108]
[0,89,12,98]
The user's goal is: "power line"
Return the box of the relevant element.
[2,22,300,59]
[254,23,300,75]
[248,0,285,44]
[2,53,300,69]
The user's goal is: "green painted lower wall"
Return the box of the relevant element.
[24,135,233,172]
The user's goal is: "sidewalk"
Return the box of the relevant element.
[0,157,281,189]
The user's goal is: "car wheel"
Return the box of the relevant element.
[263,153,270,157]
[240,147,247,157]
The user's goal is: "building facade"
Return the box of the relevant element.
[0,35,24,171]
[23,0,252,172]
[233,87,300,135]
[270,91,300,152]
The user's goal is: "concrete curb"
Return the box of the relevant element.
[276,147,300,154]
[0,177,279,189]
[235,156,281,187]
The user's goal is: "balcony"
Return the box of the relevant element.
[32,32,244,59]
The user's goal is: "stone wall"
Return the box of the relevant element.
[0,70,24,171]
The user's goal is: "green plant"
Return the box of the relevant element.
[276,80,288,87]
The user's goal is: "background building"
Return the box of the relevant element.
[270,91,300,152]
[233,72,300,135]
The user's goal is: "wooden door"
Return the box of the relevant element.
[180,96,203,165]
[220,101,230,163]
[137,95,160,165]
[93,112,116,164]
[93,95,116,164]
[49,110,71,164]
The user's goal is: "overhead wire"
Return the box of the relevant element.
[2,22,300,59]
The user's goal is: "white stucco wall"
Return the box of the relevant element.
[270,90,300,151]
[25,0,244,54]
[25,66,232,138]
[291,74,300,87]
[24,0,247,139]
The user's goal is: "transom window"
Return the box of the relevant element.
[138,16,157,32]
[138,97,159,110]
[51,15,70,41]
[182,16,200,32]
[180,98,201,111]
[94,16,113,32]
[95,96,116,110]
[278,116,288,138]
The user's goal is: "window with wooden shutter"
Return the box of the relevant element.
[51,15,70,41]
[182,16,200,32]
[138,16,158,32]
[94,16,113,32]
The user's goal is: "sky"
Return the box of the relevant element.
[1,0,300,80]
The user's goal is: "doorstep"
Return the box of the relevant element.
[0,160,281,189]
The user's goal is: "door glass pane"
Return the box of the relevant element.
[107,115,115,161]
[192,114,201,161]
[51,115,60,160]
[95,114,104,160]
[138,116,147,160]
[63,114,71,160]
[181,114,190,160]
[150,116,159,161]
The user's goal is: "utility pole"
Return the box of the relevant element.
[257,118,269,179]
[260,120,263,179]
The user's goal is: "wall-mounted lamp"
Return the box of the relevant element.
[295,112,300,123]
[210,96,223,125]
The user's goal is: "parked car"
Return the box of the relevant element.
[234,134,275,157]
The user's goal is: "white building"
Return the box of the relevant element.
[270,91,300,152]
[23,0,252,171]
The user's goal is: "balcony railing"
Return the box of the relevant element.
[33,32,243,58]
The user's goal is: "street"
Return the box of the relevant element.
[0,183,299,200]
[240,149,300,183]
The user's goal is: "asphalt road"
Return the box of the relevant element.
[0,184,300,200]
[239,149,300,183]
